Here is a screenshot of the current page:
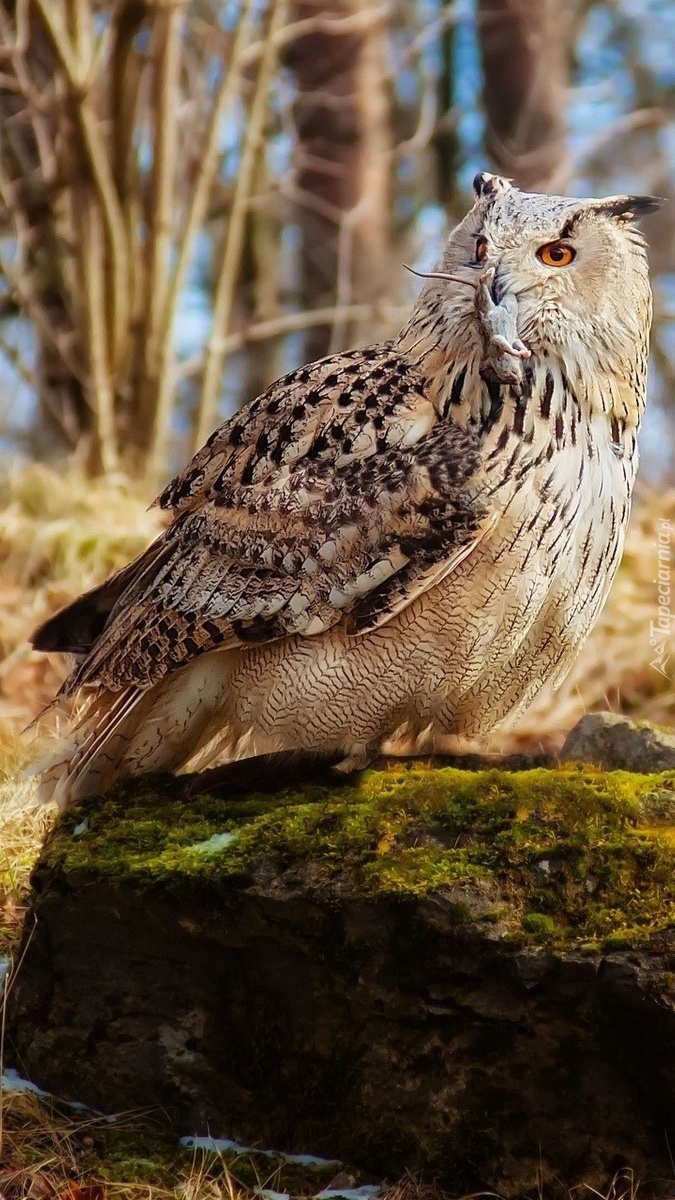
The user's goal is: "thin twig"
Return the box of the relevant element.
[80,198,119,473]
[75,104,130,368]
[175,302,408,382]
[139,3,183,444]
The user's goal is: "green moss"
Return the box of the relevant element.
[96,1130,192,1184]
[521,913,557,936]
[601,931,641,952]
[73,1126,341,1193]
[36,763,675,950]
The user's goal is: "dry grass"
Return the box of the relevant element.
[0,464,163,956]
[0,464,163,731]
[0,1086,297,1200]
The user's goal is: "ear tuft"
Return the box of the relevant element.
[472,172,512,202]
[593,194,664,222]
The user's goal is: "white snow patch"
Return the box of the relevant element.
[180,1137,382,1197]
[283,1153,341,1167]
[0,1068,51,1096]
[181,1135,253,1155]
[181,1135,341,1170]
[317,1189,383,1200]
[0,1069,118,1121]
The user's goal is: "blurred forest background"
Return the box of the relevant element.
[0,0,675,746]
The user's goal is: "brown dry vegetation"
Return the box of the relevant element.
[0,1086,335,1200]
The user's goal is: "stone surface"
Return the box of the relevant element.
[561,712,675,772]
[9,764,675,1197]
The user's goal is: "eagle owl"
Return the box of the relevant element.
[33,173,658,809]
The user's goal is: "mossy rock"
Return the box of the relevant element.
[34,763,675,949]
[8,763,675,1197]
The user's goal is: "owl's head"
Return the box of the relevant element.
[435,173,660,381]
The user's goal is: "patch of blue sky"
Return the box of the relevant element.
[569,5,638,129]
[576,4,626,78]
[219,96,246,182]
[205,54,224,93]
[132,24,150,52]
[183,229,213,293]
[0,317,37,435]
[416,0,442,75]
[268,129,293,177]
[219,0,241,30]
[556,4,647,197]
[406,203,447,296]
[0,235,19,272]
[396,63,421,110]
[174,287,212,360]
[135,132,153,177]
[617,0,675,84]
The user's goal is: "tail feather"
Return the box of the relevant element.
[31,537,173,656]
[37,652,234,810]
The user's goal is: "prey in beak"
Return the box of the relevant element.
[405,262,532,392]
[475,267,531,391]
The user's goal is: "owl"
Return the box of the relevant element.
[33,173,659,809]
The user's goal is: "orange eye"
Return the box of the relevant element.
[537,241,576,267]
[475,235,488,263]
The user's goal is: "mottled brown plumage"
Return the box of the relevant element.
[33,173,659,808]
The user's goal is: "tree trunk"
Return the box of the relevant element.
[476,0,573,191]
[287,0,391,361]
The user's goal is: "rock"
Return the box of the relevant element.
[561,712,675,772]
[8,763,675,1197]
